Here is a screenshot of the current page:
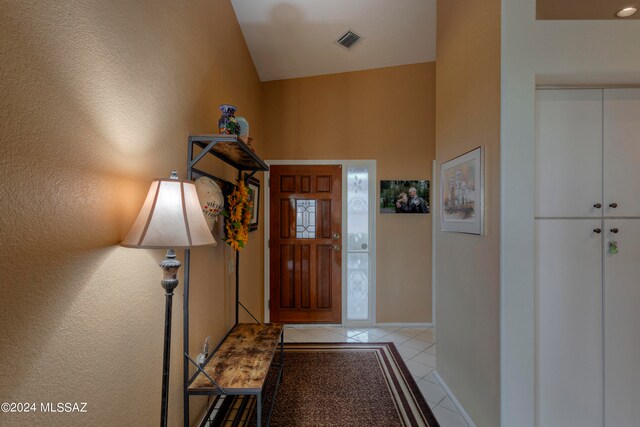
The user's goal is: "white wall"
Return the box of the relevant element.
[501,1,640,425]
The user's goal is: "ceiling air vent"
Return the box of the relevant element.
[337,30,361,48]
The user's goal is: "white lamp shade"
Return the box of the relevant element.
[121,178,216,249]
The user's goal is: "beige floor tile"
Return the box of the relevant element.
[394,328,422,338]
[413,350,437,368]
[396,344,422,360]
[417,378,447,404]
[349,333,379,343]
[433,406,469,427]
[382,332,412,345]
[437,396,459,413]
[423,371,440,385]
[316,332,349,342]
[402,338,434,351]
[414,330,435,343]
[408,326,433,332]
[286,331,316,342]
[363,328,392,339]
[345,329,369,337]
[404,359,434,380]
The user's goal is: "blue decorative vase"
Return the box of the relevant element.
[218,104,240,135]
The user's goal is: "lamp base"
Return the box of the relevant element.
[160,249,181,292]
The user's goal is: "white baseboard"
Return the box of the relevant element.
[375,322,434,328]
[433,371,477,427]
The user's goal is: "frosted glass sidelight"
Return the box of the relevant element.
[347,168,369,251]
[348,253,369,320]
[296,199,316,239]
[347,168,370,320]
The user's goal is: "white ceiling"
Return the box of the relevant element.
[230,0,437,82]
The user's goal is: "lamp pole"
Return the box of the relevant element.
[159,249,180,427]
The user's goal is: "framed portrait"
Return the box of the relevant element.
[379,180,430,214]
[245,175,260,232]
[440,146,483,234]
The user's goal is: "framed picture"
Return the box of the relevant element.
[245,175,260,232]
[379,180,430,214]
[440,147,483,234]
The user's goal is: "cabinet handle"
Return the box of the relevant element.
[609,202,618,208]
[610,228,619,234]
[594,228,602,234]
[593,203,602,209]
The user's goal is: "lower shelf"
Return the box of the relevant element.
[200,358,284,427]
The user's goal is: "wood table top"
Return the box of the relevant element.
[188,323,284,393]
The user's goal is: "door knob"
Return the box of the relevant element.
[332,245,341,252]
[593,203,602,209]
[332,232,341,240]
[610,228,619,234]
[593,228,602,234]
[609,202,618,208]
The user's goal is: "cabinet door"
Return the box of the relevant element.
[604,89,640,217]
[535,219,603,427]
[535,89,603,217]
[604,219,640,426]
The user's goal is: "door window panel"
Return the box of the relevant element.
[296,199,316,239]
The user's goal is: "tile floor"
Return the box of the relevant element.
[284,325,470,427]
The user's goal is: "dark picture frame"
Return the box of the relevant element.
[245,175,260,232]
[380,180,430,214]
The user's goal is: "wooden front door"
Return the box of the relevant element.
[269,165,342,323]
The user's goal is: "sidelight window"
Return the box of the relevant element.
[347,167,370,321]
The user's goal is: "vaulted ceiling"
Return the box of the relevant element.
[230,0,437,82]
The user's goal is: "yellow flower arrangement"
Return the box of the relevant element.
[222,179,253,251]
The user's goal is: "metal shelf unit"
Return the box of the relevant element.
[183,134,276,427]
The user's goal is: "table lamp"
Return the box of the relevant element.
[121,170,215,427]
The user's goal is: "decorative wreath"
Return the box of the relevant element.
[221,179,253,251]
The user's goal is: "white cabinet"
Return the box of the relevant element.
[604,219,640,426]
[604,89,640,217]
[535,89,603,218]
[535,88,640,427]
[535,219,603,427]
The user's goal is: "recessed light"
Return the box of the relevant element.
[616,7,638,17]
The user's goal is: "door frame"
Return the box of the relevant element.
[263,159,377,326]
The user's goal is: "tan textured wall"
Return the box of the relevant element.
[261,63,436,323]
[0,1,263,426]
[435,0,501,425]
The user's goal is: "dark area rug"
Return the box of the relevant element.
[207,342,439,427]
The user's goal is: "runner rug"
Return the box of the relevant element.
[207,342,439,427]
